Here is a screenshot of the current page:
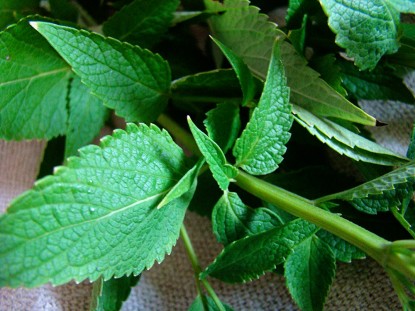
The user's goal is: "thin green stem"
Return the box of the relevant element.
[234,169,388,262]
[180,225,225,311]
[157,114,201,156]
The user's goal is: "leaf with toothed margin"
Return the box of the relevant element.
[90,275,140,311]
[201,219,318,283]
[188,117,237,191]
[233,41,292,175]
[31,21,171,123]
[0,123,195,288]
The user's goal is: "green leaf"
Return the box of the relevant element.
[102,0,179,48]
[90,275,140,311]
[338,59,414,103]
[65,76,109,158]
[211,37,256,106]
[48,0,78,22]
[212,191,282,245]
[318,0,413,70]
[293,105,409,166]
[31,21,171,123]
[204,102,241,153]
[0,123,194,287]
[188,294,233,311]
[233,42,292,175]
[201,219,318,283]
[188,117,237,191]
[171,69,245,103]
[317,230,365,262]
[0,19,71,140]
[310,55,347,97]
[316,161,415,214]
[285,236,336,311]
[207,0,376,125]
[288,14,307,55]
[286,0,320,28]
[0,0,39,29]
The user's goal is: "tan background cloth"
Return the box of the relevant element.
[1,77,415,309]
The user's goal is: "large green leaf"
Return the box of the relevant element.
[0,124,195,287]
[316,161,415,214]
[188,117,237,191]
[233,42,292,175]
[90,275,140,311]
[319,0,415,70]
[65,76,108,158]
[293,105,409,166]
[285,236,336,311]
[206,0,376,125]
[31,22,171,122]
[103,0,179,48]
[212,191,281,245]
[0,19,71,139]
[201,219,318,283]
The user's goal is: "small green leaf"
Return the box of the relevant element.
[316,161,415,214]
[293,105,409,166]
[0,123,194,287]
[171,69,245,103]
[211,37,256,106]
[31,21,171,122]
[188,117,237,191]
[65,76,109,158]
[102,0,179,48]
[207,0,376,125]
[288,14,307,55]
[201,219,318,283]
[188,294,233,311]
[0,19,71,140]
[204,102,241,153]
[233,41,292,175]
[285,236,336,311]
[90,275,140,311]
[317,230,365,262]
[319,0,412,70]
[212,191,282,245]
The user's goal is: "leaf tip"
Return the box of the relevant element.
[29,21,40,31]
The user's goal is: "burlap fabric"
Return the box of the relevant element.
[1,81,415,309]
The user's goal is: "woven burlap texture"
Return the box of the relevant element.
[1,88,414,309]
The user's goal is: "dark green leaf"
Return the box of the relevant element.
[65,76,109,158]
[317,230,365,262]
[201,219,318,283]
[0,0,39,29]
[204,102,241,153]
[48,0,78,22]
[285,236,336,311]
[310,55,347,97]
[188,294,233,311]
[102,0,180,48]
[212,191,281,245]
[90,275,140,311]
[32,22,171,123]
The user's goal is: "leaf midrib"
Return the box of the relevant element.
[0,67,69,87]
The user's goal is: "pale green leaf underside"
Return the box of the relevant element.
[65,76,108,158]
[201,219,318,283]
[188,117,237,191]
[319,0,404,70]
[31,22,171,122]
[0,123,192,287]
[103,0,179,48]
[207,0,376,126]
[90,275,140,311]
[204,102,241,154]
[233,42,292,175]
[285,236,336,311]
[389,0,415,13]
[212,191,282,245]
[0,19,71,139]
[293,105,408,166]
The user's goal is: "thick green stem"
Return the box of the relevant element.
[180,225,225,311]
[234,170,389,263]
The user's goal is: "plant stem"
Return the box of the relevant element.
[234,170,389,263]
[157,114,201,156]
[180,225,225,311]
